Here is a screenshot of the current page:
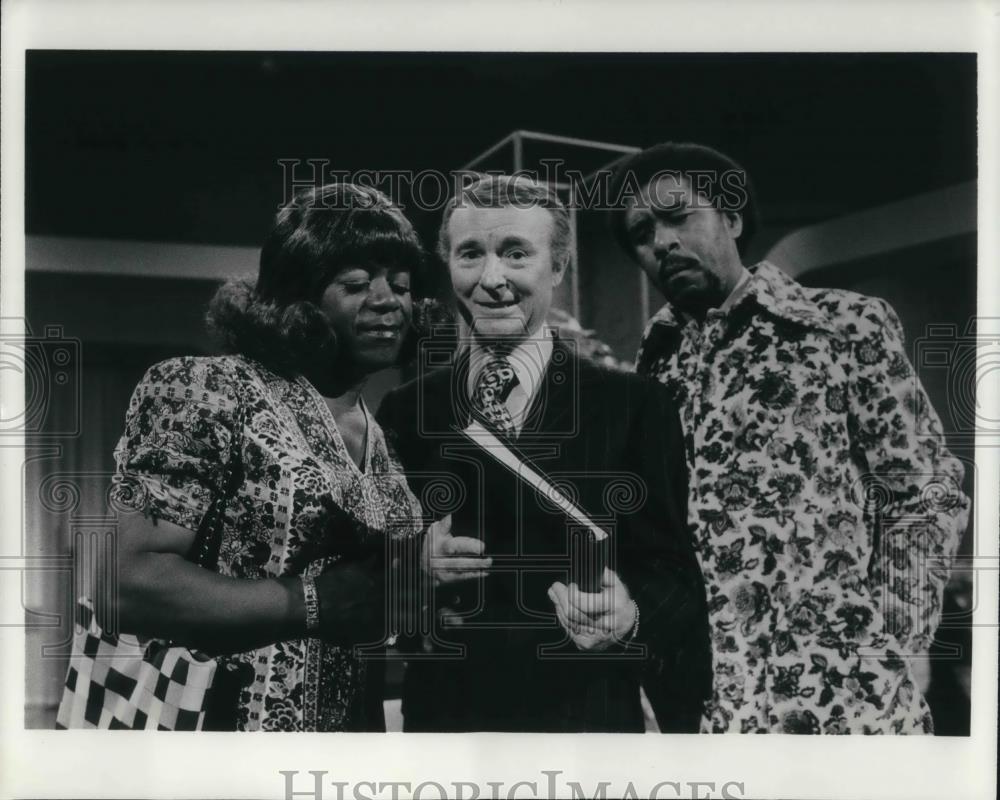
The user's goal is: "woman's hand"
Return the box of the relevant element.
[313,555,389,647]
[548,568,638,652]
[421,514,492,588]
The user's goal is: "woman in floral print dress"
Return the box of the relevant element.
[109,183,428,731]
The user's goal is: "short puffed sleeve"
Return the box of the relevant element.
[111,356,242,532]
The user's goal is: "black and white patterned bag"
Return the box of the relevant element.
[56,599,219,730]
[56,402,246,730]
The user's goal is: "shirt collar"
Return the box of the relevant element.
[719,267,753,313]
[467,327,555,400]
[644,261,837,335]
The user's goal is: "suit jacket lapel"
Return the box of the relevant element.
[414,351,469,437]
[520,337,600,439]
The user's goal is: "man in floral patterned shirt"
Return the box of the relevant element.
[607,141,970,733]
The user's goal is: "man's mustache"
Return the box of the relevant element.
[657,256,699,283]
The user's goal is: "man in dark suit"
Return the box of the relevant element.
[377,174,710,732]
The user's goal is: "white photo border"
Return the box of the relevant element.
[1,1,997,799]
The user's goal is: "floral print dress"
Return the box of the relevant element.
[636,262,969,734]
[112,355,423,731]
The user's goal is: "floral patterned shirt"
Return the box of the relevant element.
[636,262,969,734]
[112,355,423,731]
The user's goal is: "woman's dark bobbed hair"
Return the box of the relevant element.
[207,182,425,376]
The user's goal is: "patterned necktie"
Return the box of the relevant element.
[471,349,520,438]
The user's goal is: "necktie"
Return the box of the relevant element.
[471,350,520,438]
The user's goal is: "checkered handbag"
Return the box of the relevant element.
[55,598,218,730]
[55,401,246,730]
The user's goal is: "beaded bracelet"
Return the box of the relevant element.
[624,600,640,644]
[301,574,320,633]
